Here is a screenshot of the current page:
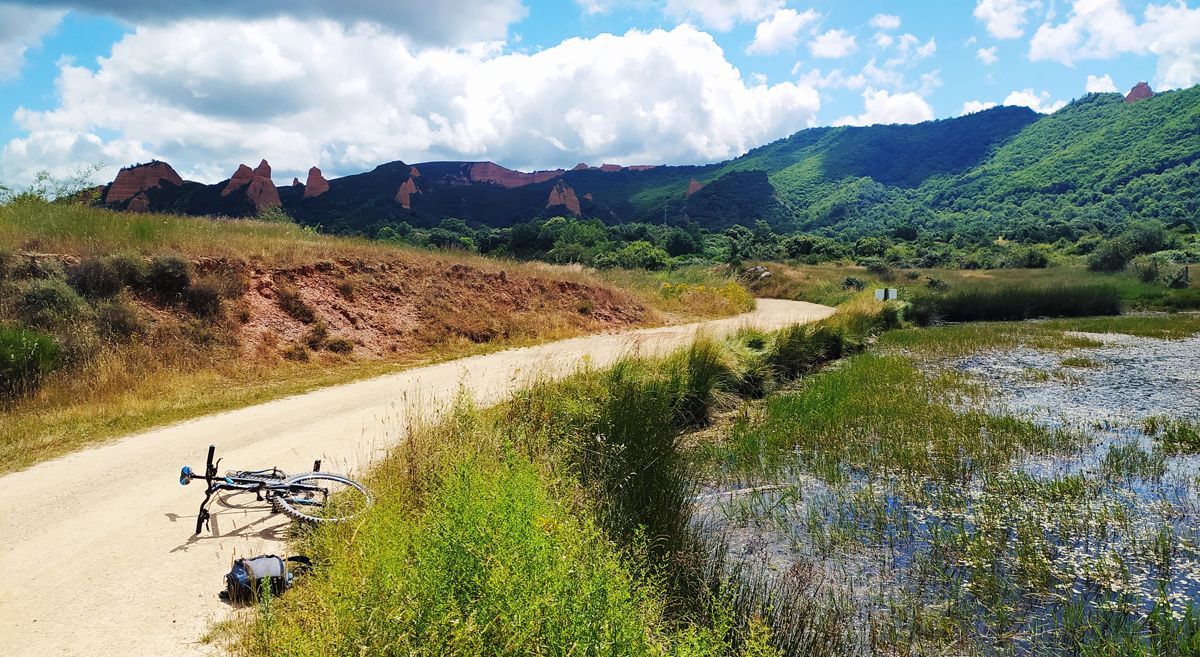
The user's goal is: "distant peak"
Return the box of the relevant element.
[1125,81,1154,103]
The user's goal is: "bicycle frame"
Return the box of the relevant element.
[180,445,327,535]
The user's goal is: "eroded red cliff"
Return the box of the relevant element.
[105,161,184,205]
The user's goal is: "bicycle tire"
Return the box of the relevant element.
[270,472,372,524]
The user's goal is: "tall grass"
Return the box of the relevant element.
[906,283,1121,324]
[226,303,900,656]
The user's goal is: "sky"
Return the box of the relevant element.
[0,0,1196,187]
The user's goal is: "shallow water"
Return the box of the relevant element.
[700,330,1200,654]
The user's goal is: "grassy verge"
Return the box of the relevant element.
[220,300,900,656]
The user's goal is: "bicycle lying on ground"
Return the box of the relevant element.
[179,445,372,535]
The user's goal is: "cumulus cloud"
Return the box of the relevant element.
[0,21,822,185]
[870,14,901,30]
[810,29,857,58]
[977,46,999,64]
[834,88,934,127]
[1003,88,1067,113]
[974,0,1038,39]
[1085,73,1118,92]
[962,100,999,114]
[663,0,782,31]
[0,6,65,81]
[746,8,818,55]
[1030,0,1200,89]
[3,0,525,47]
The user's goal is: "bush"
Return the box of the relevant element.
[146,254,192,299]
[303,321,328,349]
[281,343,310,362]
[109,254,148,288]
[68,257,124,298]
[184,278,223,318]
[0,326,60,400]
[17,279,88,328]
[326,337,354,354]
[1087,240,1131,272]
[95,298,148,339]
[842,276,865,291]
[276,284,316,323]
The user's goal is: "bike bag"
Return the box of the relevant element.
[220,555,311,604]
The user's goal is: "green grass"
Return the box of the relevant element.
[226,302,900,656]
[906,283,1121,324]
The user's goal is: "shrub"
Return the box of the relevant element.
[109,253,148,288]
[0,326,60,400]
[860,258,894,281]
[925,277,949,291]
[326,337,354,354]
[842,277,865,291]
[1087,240,1131,272]
[146,254,192,299]
[276,284,316,323]
[303,321,328,349]
[95,297,148,338]
[281,344,310,362]
[904,270,921,280]
[907,284,1121,325]
[68,257,124,298]
[337,279,356,300]
[184,278,223,318]
[17,279,88,328]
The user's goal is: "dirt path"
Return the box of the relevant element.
[0,299,833,656]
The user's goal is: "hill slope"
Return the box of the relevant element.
[97,84,1200,242]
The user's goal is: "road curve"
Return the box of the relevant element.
[0,298,833,656]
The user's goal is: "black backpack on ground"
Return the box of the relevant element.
[219,554,312,604]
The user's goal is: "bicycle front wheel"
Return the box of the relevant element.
[271,472,372,524]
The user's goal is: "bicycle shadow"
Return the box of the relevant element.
[167,490,292,552]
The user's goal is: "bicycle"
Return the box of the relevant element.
[179,445,372,535]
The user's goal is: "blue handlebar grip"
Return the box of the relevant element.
[179,465,193,486]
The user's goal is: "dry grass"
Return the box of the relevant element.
[0,201,756,473]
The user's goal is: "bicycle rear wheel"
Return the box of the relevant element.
[270,472,371,524]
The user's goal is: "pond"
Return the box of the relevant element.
[697,331,1200,655]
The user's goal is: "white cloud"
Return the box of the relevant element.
[1003,88,1067,113]
[1,21,822,186]
[870,14,901,30]
[1029,0,1200,89]
[1085,73,1118,92]
[5,0,525,48]
[974,0,1038,39]
[795,67,866,90]
[977,46,999,64]
[1029,0,1138,65]
[810,29,857,58]
[835,88,934,127]
[746,8,818,55]
[1142,2,1200,89]
[962,100,999,114]
[874,32,894,48]
[0,6,65,82]
[663,0,783,31]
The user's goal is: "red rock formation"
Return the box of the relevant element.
[395,178,419,209]
[222,159,280,212]
[303,166,330,198]
[1125,81,1154,103]
[409,166,421,178]
[582,192,594,201]
[465,162,564,188]
[572,162,590,171]
[686,179,704,197]
[626,165,657,171]
[291,177,302,187]
[546,180,581,216]
[104,161,183,204]
[599,163,622,172]
[126,192,151,213]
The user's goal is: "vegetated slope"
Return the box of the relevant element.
[96,84,1200,242]
[2,200,751,469]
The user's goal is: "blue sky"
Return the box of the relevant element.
[0,0,1195,185]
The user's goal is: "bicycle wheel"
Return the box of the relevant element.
[270,472,372,524]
